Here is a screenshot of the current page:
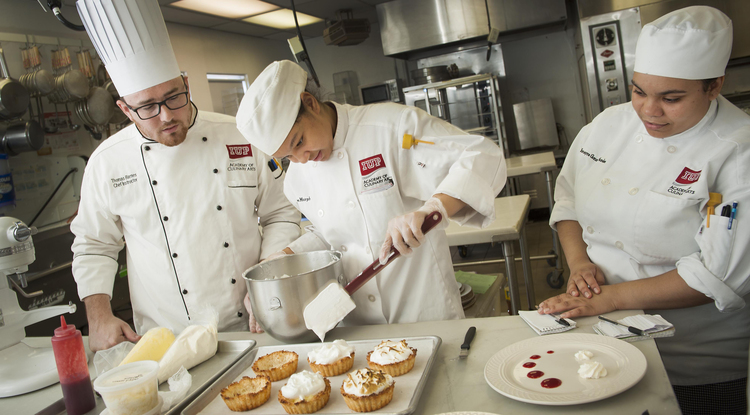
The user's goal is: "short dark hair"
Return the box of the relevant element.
[295,81,322,122]
[702,78,718,92]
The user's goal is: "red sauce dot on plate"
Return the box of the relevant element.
[541,378,562,388]
[522,362,536,368]
[547,350,555,354]
[527,370,544,379]
[530,355,541,360]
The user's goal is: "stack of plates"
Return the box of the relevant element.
[457,282,476,309]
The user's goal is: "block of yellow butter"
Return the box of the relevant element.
[119,327,175,366]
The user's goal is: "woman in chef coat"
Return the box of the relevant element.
[537,6,750,414]
[236,60,506,329]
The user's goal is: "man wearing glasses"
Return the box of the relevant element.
[71,0,300,351]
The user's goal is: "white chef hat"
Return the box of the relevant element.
[634,6,732,80]
[236,60,308,156]
[76,0,181,97]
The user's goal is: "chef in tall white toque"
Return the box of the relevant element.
[235,60,506,330]
[71,0,300,351]
[537,6,750,414]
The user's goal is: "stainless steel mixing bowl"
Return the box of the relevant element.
[243,251,344,343]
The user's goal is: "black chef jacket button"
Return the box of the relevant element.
[224,242,229,248]
[213,168,218,173]
[231,278,236,284]
[202,137,207,142]
[172,253,178,258]
[182,289,188,294]
[163,216,168,221]
[144,145,150,151]
[152,180,157,185]
[217,205,222,211]
[237,311,243,317]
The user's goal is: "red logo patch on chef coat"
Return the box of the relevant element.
[226,145,253,159]
[674,167,701,185]
[359,154,386,176]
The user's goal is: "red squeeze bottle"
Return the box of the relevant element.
[51,316,96,415]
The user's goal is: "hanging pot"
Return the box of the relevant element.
[75,86,114,127]
[0,49,30,120]
[0,120,44,156]
[49,69,89,103]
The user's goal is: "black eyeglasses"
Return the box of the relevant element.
[125,91,190,120]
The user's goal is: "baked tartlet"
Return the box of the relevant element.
[277,370,331,414]
[366,340,417,377]
[307,339,355,377]
[220,375,271,411]
[340,368,395,412]
[252,350,299,382]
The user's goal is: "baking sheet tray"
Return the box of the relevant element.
[165,339,256,415]
[182,336,442,415]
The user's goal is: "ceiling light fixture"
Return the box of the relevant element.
[243,9,323,30]
[170,0,279,19]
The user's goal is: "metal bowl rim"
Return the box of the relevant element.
[242,250,343,282]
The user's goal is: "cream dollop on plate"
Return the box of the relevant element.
[574,350,593,363]
[578,361,608,379]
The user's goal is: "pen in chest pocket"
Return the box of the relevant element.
[728,201,738,230]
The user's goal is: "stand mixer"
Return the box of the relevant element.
[0,216,76,397]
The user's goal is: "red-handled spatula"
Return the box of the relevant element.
[303,211,443,341]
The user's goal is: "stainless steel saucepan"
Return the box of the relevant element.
[0,49,30,120]
[0,120,44,156]
[75,86,114,127]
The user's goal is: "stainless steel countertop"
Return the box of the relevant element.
[4,310,680,414]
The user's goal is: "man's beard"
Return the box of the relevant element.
[156,121,188,147]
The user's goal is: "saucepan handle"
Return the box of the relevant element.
[344,211,443,295]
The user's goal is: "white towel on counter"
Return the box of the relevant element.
[519,310,576,335]
[594,314,675,342]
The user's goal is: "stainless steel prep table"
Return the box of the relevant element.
[5,311,679,414]
[505,151,565,288]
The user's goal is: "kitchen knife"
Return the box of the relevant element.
[459,326,476,359]
[598,316,645,336]
[303,211,443,342]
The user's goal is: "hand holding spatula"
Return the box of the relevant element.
[303,211,444,341]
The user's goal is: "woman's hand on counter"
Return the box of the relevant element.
[537,286,618,319]
[243,293,263,333]
[567,260,606,298]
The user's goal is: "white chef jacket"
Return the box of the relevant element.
[285,102,506,325]
[71,109,300,334]
[551,95,750,385]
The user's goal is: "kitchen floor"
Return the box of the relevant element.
[451,217,569,316]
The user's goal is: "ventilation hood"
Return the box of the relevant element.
[377,0,567,58]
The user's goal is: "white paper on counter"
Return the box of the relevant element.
[197,337,436,414]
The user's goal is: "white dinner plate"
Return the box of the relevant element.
[484,333,647,406]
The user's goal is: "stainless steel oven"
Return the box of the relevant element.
[359,79,403,105]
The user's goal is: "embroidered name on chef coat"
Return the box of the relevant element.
[226,144,256,172]
[111,173,138,189]
[579,147,606,163]
[667,167,701,196]
[359,154,394,195]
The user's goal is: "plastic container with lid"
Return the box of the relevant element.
[93,360,159,415]
[51,316,96,415]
